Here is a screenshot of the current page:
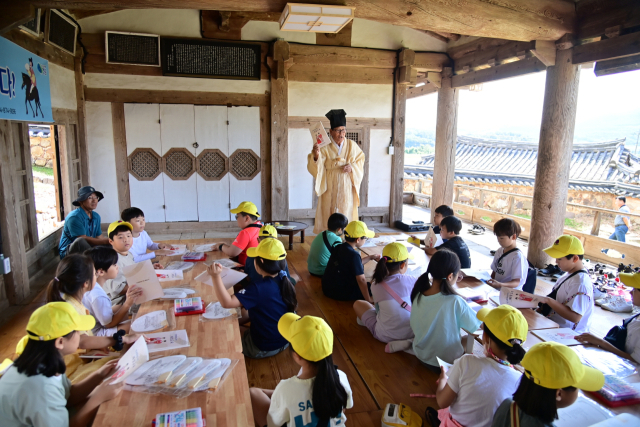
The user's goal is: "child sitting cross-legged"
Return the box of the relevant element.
[387,250,480,368]
[410,204,454,244]
[83,246,143,336]
[249,313,354,427]
[0,302,125,427]
[428,305,528,427]
[425,216,471,269]
[121,207,169,262]
[244,225,295,285]
[208,238,297,359]
[487,218,529,290]
[322,221,381,302]
[353,242,416,343]
[492,342,605,427]
[307,213,348,277]
[212,201,262,266]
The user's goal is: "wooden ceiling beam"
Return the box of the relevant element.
[572,31,640,65]
[289,44,397,68]
[451,56,546,88]
[452,40,536,74]
[576,0,640,41]
[407,82,438,99]
[0,4,35,35]
[69,9,118,19]
[24,0,575,41]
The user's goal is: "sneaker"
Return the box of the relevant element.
[595,295,614,306]
[539,264,556,276]
[602,297,633,313]
[593,286,606,300]
[385,339,413,353]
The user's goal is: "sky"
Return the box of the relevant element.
[406,67,640,152]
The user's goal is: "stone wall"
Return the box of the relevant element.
[30,135,55,168]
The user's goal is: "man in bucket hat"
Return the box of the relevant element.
[58,186,110,258]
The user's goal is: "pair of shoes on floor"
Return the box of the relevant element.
[385,339,413,354]
[601,296,633,313]
[538,264,560,277]
[468,224,486,235]
[593,285,607,300]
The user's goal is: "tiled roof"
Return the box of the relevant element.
[405,136,640,197]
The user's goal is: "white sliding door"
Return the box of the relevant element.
[228,107,262,216]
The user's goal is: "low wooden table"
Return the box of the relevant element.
[272,221,309,250]
[93,240,254,427]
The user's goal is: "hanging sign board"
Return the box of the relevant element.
[0,37,53,122]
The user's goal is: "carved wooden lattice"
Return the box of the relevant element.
[128,148,162,181]
[163,148,196,180]
[196,149,229,181]
[325,128,362,146]
[229,149,261,181]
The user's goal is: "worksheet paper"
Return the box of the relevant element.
[122,260,165,304]
[164,245,187,256]
[461,269,493,282]
[499,287,545,309]
[556,394,613,427]
[109,336,149,384]
[146,330,190,353]
[192,244,216,252]
[155,270,183,282]
[131,310,168,333]
[532,328,581,346]
[195,267,247,289]
[205,258,242,269]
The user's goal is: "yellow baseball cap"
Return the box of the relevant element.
[521,342,604,391]
[344,221,375,239]
[259,224,278,238]
[382,242,414,263]
[477,305,527,347]
[246,237,287,260]
[543,235,584,259]
[278,313,333,362]
[16,302,95,354]
[620,272,640,289]
[230,201,260,218]
[107,220,133,237]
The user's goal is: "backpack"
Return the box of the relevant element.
[538,269,588,316]
[604,313,640,351]
[496,249,537,294]
[322,231,340,254]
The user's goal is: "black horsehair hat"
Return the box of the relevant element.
[325,109,347,129]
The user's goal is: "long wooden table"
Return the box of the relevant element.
[93,240,254,427]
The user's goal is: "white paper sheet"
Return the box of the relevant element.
[556,394,613,427]
[155,269,184,282]
[109,336,149,384]
[125,355,187,386]
[146,330,190,353]
[195,267,247,289]
[206,258,242,269]
[499,287,545,309]
[192,244,216,252]
[122,260,165,304]
[573,346,638,378]
[591,414,640,426]
[131,310,168,333]
[532,328,581,346]
[437,356,453,374]
[164,245,187,256]
[161,289,187,299]
[163,261,194,272]
[461,269,493,282]
[202,302,235,319]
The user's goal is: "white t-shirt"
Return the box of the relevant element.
[267,369,353,427]
[0,366,71,427]
[625,316,640,363]
[103,252,135,300]
[548,271,593,334]
[371,274,417,342]
[130,230,160,262]
[490,248,528,290]
[447,355,521,427]
[82,283,113,333]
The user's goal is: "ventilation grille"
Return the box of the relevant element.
[164,148,196,180]
[47,10,77,55]
[325,129,362,146]
[128,148,162,181]
[106,31,160,66]
[230,149,261,180]
[20,9,41,37]
[197,149,228,181]
[161,38,261,80]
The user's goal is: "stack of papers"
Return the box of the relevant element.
[146,330,190,353]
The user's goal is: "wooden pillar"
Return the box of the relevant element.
[389,49,412,226]
[528,48,580,267]
[111,103,131,213]
[75,57,90,185]
[270,40,290,221]
[431,67,459,222]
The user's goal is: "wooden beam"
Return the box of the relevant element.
[452,56,547,88]
[200,10,280,40]
[259,105,272,223]
[407,83,438,99]
[431,68,458,223]
[594,53,640,76]
[316,20,352,47]
[427,72,442,88]
[26,0,575,41]
[420,30,449,43]
[531,40,556,67]
[84,87,269,106]
[288,117,391,129]
[389,68,408,226]
[288,64,394,85]
[359,125,370,208]
[111,103,130,215]
[413,52,449,72]
[528,48,580,268]
[576,0,640,41]
[0,4,35,35]
[572,31,640,65]
[453,40,536,74]
[2,29,75,71]
[448,37,512,60]
[70,9,118,19]
[270,41,288,221]
[289,44,397,68]
[74,57,90,185]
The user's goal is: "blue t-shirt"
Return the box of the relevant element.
[59,208,102,258]
[244,257,294,285]
[235,276,290,351]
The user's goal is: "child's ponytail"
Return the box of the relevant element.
[311,354,348,422]
[410,249,460,302]
[372,258,403,284]
[484,324,527,365]
[255,258,298,312]
[46,254,95,303]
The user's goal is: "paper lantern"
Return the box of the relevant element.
[279,3,355,33]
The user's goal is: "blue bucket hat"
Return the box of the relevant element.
[73,186,104,206]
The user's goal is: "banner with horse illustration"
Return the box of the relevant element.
[0,37,52,122]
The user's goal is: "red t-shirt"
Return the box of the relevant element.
[232,222,262,265]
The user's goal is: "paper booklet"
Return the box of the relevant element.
[146,329,190,353]
[122,260,165,304]
[425,227,438,249]
[499,287,545,309]
[556,394,613,427]
[108,336,149,384]
[461,269,493,282]
[131,310,169,333]
[155,269,183,282]
[532,328,581,346]
[310,121,331,149]
[195,267,247,289]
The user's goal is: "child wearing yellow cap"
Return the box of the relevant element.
[353,242,417,343]
[492,342,605,427]
[208,238,296,359]
[538,235,593,334]
[244,225,296,285]
[322,221,381,301]
[576,272,640,363]
[430,305,528,427]
[0,302,125,427]
[212,201,262,266]
[249,314,354,427]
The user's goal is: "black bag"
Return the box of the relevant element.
[604,313,640,351]
[538,269,588,316]
[394,220,429,232]
[496,249,538,294]
[322,231,340,254]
